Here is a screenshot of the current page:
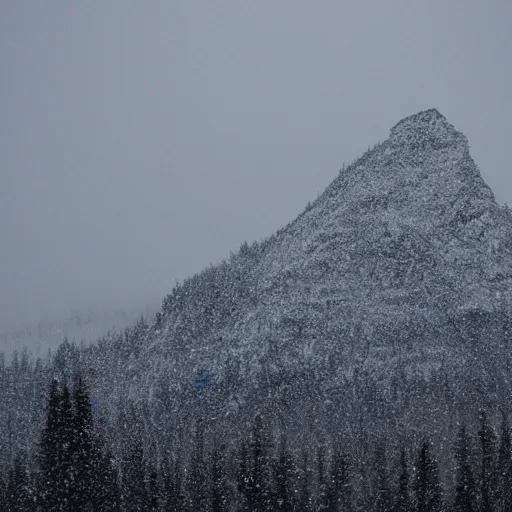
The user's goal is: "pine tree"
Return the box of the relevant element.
[237,441,251,511]
[479,411,497,512]
[497,414,512,512]
[414,441,442,512]
[37,380,61,509]
[272,435,294,511]
[325,448,351,512]
[316,443,328,510]
[453,426,476,512]
[164,453,186,511]
[373,441,392,512]
[394,449,411,512]
[248,414,273,510]
[120,424,148,511]
[6,454,32,511]
[38,376,111,511]
[38,379,74,510]
[147,465,159,511]
[95,449,121,511]
[211,443,229,512]
[70,376,100,510]
[186,418,209,511]
[298,449,313,512]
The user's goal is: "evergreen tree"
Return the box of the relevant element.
[325,448,351,512]
[394,449,411,512]
[164,454,186,511]
[186,418,209,511]
[496,414,512,512]
[70,376,100,510]
[38,376,111,511]
[414,441,442,512]
[237,440,252,512]
[479,411,497,512]
[453,426,476,512]
[211,443,229,512]
[38,379,74,510]
[316,443,328,510]
[147,465,159,511]
[248,414,273,510]
[0,473,6,509]
[373,441,392,512]
[298,449,313,512]
[272,435,294,511]
[95,449,121,511]
[120,428,148,511]
[6,454,32,511]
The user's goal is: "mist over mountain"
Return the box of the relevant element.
[2,109,512,508]
[0,303,159,357]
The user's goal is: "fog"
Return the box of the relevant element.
[1,1,510,332]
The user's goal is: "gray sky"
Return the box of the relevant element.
[1,1,511,331]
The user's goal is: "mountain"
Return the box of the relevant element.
[68,109,512,456]
[3,109,512,473]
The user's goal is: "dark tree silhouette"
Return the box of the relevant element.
[298,449,313,512]
[414,440,442,512]
[6,454,32,511]
[38,379,74,509]
[479,411,497,512]
[394,449,411,512]
[272,435,295,511]
[325,448,351,512]
[453,426,476,512]
[373,441,392,512]
[211,443,229,512]
[497,414,512,512]
[186,418,209,511]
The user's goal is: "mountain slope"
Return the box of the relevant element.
[82,109,512,454]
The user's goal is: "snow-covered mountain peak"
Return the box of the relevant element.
[388,108,468,160]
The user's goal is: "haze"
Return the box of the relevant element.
[1,1,510,333]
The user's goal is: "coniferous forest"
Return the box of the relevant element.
[1,355,512,511]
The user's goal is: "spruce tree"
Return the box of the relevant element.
[316,443,328,510]
[272,435,294,511]
[237,440,252,511]
[38,379,74,510]
[479,411,497,512]
[453,426,476,512]
[121,434,148,511]
[414,440,442,512]
[248,414,273,510]
[70,376,100,510]
[147,465,159,511]
[298,449,313,512]
[186,418,209,511]
[394,449,411,512]
[96,449,121,511]
[119,407,148,512]
[211,443,229,512]
[373,441,392,512]
[38,376,109,511]
[6,454,32,511]
[497,414,512,512]
[164,453,186,511]
[325,448,351,512]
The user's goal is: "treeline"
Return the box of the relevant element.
[1,378,512,511]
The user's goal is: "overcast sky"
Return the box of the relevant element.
[1,1,511,331]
